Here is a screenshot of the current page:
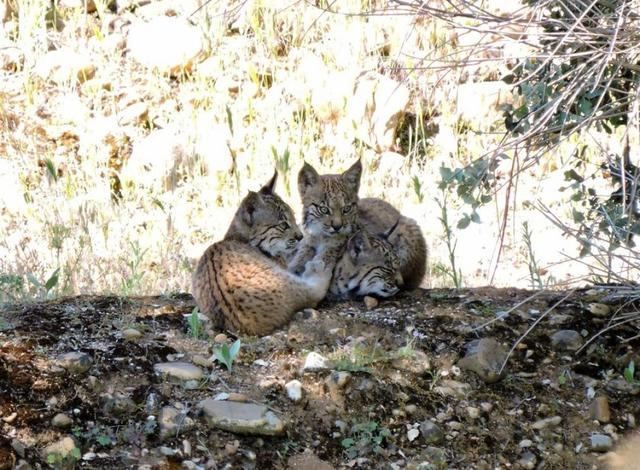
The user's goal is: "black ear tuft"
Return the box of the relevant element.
[342,158,362,193]
[260,170,278,195]
[298,162,319,197]
[381,219,400,240]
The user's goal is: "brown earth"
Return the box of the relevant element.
[1,287,639,469]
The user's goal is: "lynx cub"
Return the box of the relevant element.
[191,172,333,336]
[358,197,427,289]
[291,159,423,299]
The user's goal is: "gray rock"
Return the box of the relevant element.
[159,406,195,440]
[606,378,640,395]
[198,399,285,436]
[303,352,329,372]
[56,352,92,374]
[122,328,142,341]
[550,330,583,352]
[285,380,303,402]
[517,451,537,469]
[41,436,80,467]
[588,303,610,317]
[519,439,533,448]
[52,413,73,429]
[458,338,508,383]
[154,362,204,382]
[590,396,611,423]
[466,406,480,419]
[419,420,444,445]
[590,433,613,452]
[531,415,562,430]
[14,460,32,470]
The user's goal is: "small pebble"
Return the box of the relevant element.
[364,296,379,309]
[214,333,228,344]
[285,380,303,402]
[52,413,72,428]
[590,396,611,423]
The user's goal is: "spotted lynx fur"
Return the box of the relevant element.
[191,172,333,336]
[289,159,426,298]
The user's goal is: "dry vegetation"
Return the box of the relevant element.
[0,0,634,303]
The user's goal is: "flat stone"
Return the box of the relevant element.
[590,396,611,423]
[590,433,613,452]
[550,330,583,352]
[122,328,142,341]
[407,428,420,442]
[303,352,329,372]
[433,379,472,399]
[198,399,285,436]
[214,333,228,344]
[51,413,72,429]
[419,420,444,445]
[606,378,640,395]
[159,406,194,440]
[56,352,92,374]
[285,380,303,402]
[154,362,204,382]
[531,415,562,430]
[458,338,508,383]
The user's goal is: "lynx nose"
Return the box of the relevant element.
[294,232,303,241]
[331,221,343,232]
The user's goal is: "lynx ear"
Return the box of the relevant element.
[342,158,362,193]
[259,170,278,195]
[381,219,400,240]
[348,231,370,259]
[298,162,319,197]
[241,191,262,226]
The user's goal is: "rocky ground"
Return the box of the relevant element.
[1,287,639,469]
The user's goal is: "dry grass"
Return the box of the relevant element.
[0,0,633,302]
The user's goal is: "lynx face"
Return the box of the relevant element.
[330,229,403,299]
[227,172,303,259]
[297,159,362,237]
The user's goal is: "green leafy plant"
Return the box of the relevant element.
[341,420,391,459]
[434,192,463,288]
[412,175,424,203]
[624,361,638,384]
[120,241,148,296]
[26,268,59,299]
[522,221,544,289]
[187,307,207,339]
[213,339,241,371]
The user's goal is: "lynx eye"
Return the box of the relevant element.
[318,206,330,215]
[342,204,353,214]
[278,221,290,230]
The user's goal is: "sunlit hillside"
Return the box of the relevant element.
[0,0,629,301]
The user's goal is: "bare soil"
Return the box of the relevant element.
[1,287,638,469]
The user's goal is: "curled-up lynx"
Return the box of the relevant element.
[358,197,427,289]
[329,226,403,300]
[191,172,333,336]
